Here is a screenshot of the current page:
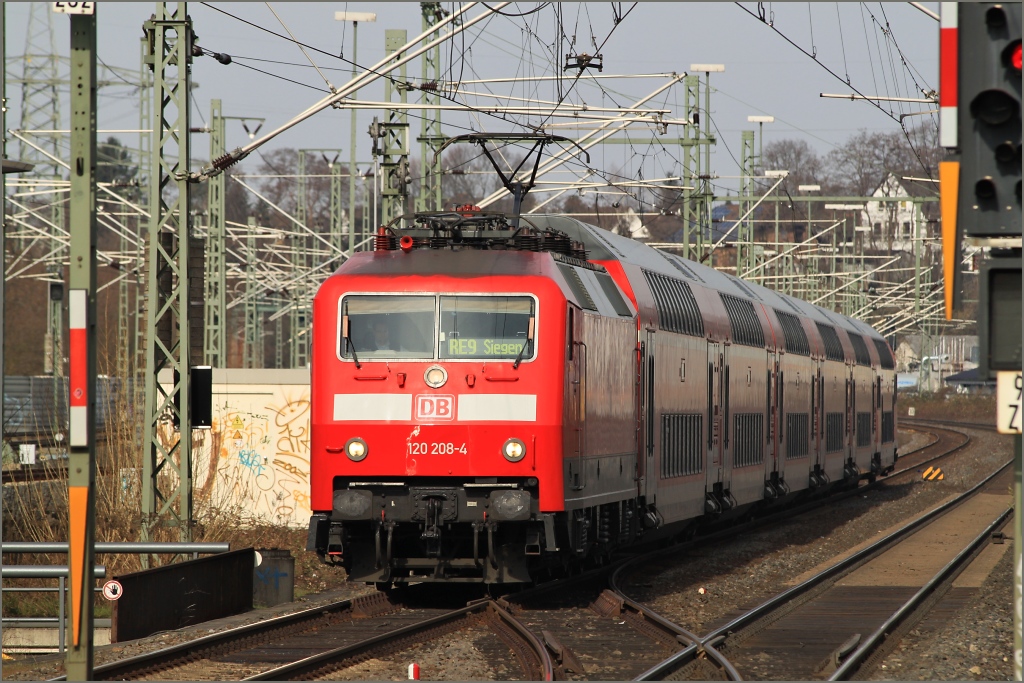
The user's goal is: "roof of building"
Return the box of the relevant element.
[943,367,994,386]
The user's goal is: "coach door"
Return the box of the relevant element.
[567,305,586,492]
[641,329,656,502]
[769,351,779,476]
[847,367,855,457]
[706,341,724,489]
[874,374,882,451]
[812,363,823,471]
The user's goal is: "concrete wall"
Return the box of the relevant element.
[185,369,311,528]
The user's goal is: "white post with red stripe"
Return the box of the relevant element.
[408,663,420,680]
[69,289,88,448]
[65,8,99,679]
[939,2,958,148]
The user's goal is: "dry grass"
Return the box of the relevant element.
[2,356,348,626]
[900,389,997,422]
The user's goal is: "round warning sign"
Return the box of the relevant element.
[102,579,123,601]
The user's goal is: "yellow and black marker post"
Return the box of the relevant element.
[64,5,98,679]
[922,467,945,481]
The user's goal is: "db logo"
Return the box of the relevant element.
[415,395,454,421]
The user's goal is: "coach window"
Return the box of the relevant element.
[439,296,536,361]
[340,295,435,360]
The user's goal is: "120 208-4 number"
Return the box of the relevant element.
[407,442,468,455]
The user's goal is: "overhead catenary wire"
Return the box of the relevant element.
[735,2,936,181]
[197,0,655,200]
[264,2,336,90]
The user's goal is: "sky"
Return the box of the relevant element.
[3,2,940,198]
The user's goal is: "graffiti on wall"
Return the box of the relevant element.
[191,384,311,528]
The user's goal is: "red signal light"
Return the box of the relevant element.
[1004,40,1022,71]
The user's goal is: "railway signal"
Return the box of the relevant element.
[940,1,1023,373]
[940,2,1023,316]
[938,5,1024,677]
[956,4,1022,239]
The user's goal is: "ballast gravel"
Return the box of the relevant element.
[2,426,1015,681]
[619,426,1015,681]
[1,582,377,681]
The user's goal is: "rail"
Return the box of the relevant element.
[629,421,989,680]
[829,506,1013,680]
[244,599,553,681]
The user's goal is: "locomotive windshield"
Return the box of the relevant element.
[338,294,535,362]
[341,295,435,359]
[439,296,534,360]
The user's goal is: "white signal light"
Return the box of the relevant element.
[424,365,448,388]
[345,437,368,461]
[502,438,526,462]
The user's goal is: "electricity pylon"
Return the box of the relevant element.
[141,3,197,547]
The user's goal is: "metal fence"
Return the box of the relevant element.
[2,375,138,443]
[1,542,229,653]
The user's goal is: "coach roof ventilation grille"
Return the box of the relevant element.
[847,332,872,367]
[720,294,765,348]
[816,322,846,362]
[644,270,705,337]
[775,309,810,356]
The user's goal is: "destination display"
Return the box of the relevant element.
[444,337,529,358]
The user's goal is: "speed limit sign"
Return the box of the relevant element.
[102,579,123,601]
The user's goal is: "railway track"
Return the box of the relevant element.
[62,587,550,681]
[245,596,551,681]
[632,423,1011,681]
[490,420,988,682]
[496,568,735,681]
[39,420,1001,681]
[887,421,972,476]
[2,461,70,484]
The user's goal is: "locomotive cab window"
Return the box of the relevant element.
[439,296,535,361]
[340,295,435,360]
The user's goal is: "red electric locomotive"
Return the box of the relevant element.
[306,211,898,585]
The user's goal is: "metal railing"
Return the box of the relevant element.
[1,542,230,653]
[1,567,105,654]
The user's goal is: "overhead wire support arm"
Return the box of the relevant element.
[700,173,788,263]
[183,2,510,183]
[819,93,938,103]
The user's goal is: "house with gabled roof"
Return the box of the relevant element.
[859,172,939,251]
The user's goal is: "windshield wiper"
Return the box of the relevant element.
[512,315,536,369]
[348,335,361,369]
[512,340,528,369]
[343,314,361,369]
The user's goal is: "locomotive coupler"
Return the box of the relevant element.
[374,520,396,569]
[486,520,498,569]
[421,496,447,557]
[471,520,497,568]
[472,521,483,568]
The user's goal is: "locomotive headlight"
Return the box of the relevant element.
[502,438,526,462]
[424,364,448,388]
[344,437,368,461]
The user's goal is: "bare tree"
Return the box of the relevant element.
[440,145,507,210]
[825,125,940,197]
[761,139,827,191]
